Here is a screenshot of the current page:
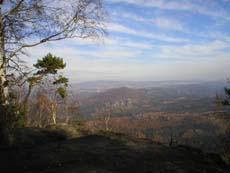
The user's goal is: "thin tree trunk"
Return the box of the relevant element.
[0,2,13,145]
[105,110,111,131]
[65,106,70,124]
[38,108,42,127]
[0,2,8,105]
[50,102,57,125]
[22,83,33,126]
[0,59,7,104]
[64,99,69,124]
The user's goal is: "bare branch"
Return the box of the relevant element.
[3,0,24,17]
[3,0,106,61]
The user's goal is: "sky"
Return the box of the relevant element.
[25,0,230,82]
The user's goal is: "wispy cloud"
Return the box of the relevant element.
[105,22,189,42]
[110,10,150,23]
[108,0,230,19]
[157,40,230,59]
[20,1,230,82]
[152,17,184,31]
[111,10,186,32]
[22,38,230,82]
[109,8,230,42]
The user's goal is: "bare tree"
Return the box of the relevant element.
[93,102,113,131]
[64,98,80,124]
[0,0,106,104]
[32,90,49,127]
[0,0,106,144]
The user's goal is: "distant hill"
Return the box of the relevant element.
[75,81,227,117]
[70,80,226,95]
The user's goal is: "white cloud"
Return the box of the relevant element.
[153,17,184,31]
[12,0,230,83]
[110,10,150,23]
[108,0,230,19]
[65,55,230,82]
[157,40,230,59]
[105,22,189,42]
[103,37,153,49]
[109,8,230,42]
[25,44,141,63]
[111,10,186,32]
[21,38,230,82]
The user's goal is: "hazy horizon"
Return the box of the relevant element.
[70,79,227,85]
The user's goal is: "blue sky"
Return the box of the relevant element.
[26,0,230,82]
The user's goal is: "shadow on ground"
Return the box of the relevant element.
[0,128,228,173]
